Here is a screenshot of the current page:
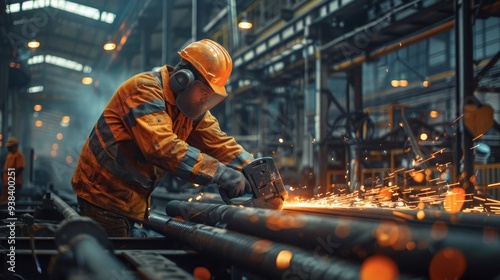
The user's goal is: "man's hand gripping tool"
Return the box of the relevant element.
[219,157,288,210]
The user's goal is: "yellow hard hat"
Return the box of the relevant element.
[6,137,19,147]
[178,39,232,96]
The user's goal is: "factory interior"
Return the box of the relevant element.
[1,0,500,279]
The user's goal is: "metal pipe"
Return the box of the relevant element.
[144,212,362,280]
[52,217,128,280]
[165,201,500,279]
[69,234,126,280]
[49,192,80,220]
[48,193,126,278]
[400,113,427,167]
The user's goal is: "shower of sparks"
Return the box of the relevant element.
[488,182,500,188]
[472,134,484,141]
[285,150,500,215]
[285,179,497,214]
[453,114,464,123]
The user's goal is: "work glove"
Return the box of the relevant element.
[213,163,252,200]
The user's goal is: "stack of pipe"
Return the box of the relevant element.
[142,201,500,280]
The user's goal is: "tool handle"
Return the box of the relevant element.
[219,188,253,206]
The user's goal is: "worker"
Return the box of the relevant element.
[1,137,25,204]
[72,39,254,237]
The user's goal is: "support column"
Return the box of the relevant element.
[315,46,329,191]
[454,0,475,205]
[161,0,172,65]
[140,28,151,71]
[348,65,363,194]
[191,0,197,42]
[227,0,239,52]
[259,88,268,158]
[0,47,10,145]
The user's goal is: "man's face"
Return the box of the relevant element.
[176,80,226,119]
[7,146,17,153]
[174,65,227,119]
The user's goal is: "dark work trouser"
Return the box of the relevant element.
[77,197,136,237]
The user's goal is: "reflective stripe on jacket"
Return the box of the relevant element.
[72,65,253,221]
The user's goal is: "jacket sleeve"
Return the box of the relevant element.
[186,111,254,171]
[121,76,220,185]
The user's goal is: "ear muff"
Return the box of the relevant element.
[169,69,195,93]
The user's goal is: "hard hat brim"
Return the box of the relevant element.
[211,84,228,97]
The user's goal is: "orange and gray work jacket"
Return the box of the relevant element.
[72,65,253,221]
[3,150,25,185]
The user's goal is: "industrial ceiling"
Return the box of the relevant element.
[1,0,234,153]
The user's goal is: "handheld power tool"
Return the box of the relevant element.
[219,157,288,211]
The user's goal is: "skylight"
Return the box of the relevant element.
[6,0,116,24]
[28,54,92,73]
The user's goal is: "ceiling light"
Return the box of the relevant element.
[82,77,93,84]
[28,40,40,48]
[45,55,84,71]
[61,116,70,127]
[103,41,116,51]
[238,13,253,30]
[28,55,91,73]
[238,21,253,29]
[420,132,428,141]
[28,85,44,93]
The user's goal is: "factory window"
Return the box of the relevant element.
[362,55,393,94]
[407,42,429,81]
[362,62,375,94]
[483,17,500,58]
[428,34,447,70]
[474,20,485,59]
[473,17,500,60]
